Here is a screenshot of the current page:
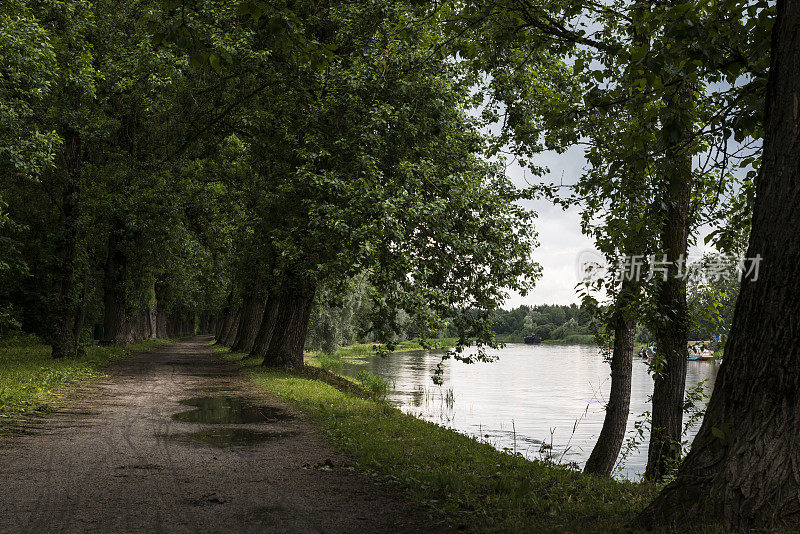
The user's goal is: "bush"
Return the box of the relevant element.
[0,333,42,348]
[317,353,343,373]
[551,325,570,340]
[355,370,389,400]
[534,323,556,340]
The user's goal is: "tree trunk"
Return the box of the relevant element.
[50,129,82,359]
[139,310,149,340]
[639,2,800,528]
[214,314,224,339]
[72,268,89,343]
[147,302,157,339]
[249,294,281,360]
[145,282,157,339]
[645,81,692,481]
[102,229,127,346]
[222,308,241,346]
[217,302,234,343]
[199,314,208,334]
[156,308,168,338]
[262,284,315,368]
[154,283,168,338]
[584,277,636,476]
[125,310,147,343]
[231,289,266,353]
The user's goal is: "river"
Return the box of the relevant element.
[339,343,718,480]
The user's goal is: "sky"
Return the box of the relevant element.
[502,146,597,308]
[500,146,718,309]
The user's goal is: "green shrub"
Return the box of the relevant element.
[318,353,343,373]
[355,370,389,399]
[534,323,556,339]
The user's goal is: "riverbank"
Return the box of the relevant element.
[219,346,658,532]
[333,337,461,358]
[0,335,173,424]
[310,335,598,365]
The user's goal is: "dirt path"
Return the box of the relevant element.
[0,337,442,533]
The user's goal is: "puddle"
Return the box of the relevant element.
[166,428,293,447]
[172,397,292,424]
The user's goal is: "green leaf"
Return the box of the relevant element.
[209,53,221,74]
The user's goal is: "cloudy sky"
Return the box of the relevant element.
[500,146,596,308]
[500,145,719,309]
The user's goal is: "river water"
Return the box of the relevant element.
[340,343,718,480]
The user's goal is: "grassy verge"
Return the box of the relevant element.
[304,338,461,370]
[313,337,462,360]
[0,335,173,423]
[309,335,598,367]
[219,347,658,532]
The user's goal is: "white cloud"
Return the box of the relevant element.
[499,146,600,308]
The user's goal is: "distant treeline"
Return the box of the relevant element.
[304,296,600,353]
[303,287,737,354]
[492,304,594,343]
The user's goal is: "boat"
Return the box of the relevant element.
[524,334,542,345]
[687,347,715,361]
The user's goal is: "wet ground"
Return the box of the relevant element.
[0,337,444,533]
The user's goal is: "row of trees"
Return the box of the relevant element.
[441,0,769,485]
[445,0,800,528]
[300,285,735,353]
[492,304,594,341]
[3,0,798,529]
[1,1,538,366]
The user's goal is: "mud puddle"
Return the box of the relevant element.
[172,396,292,424]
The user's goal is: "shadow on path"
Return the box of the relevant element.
[0,337,443,533]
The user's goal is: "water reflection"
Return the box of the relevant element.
[172,397,292,424]
[340,344,718,480]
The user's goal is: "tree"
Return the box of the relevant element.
[204,1,543,368]
[639,0,800,527]
[687,253,741,342]
[0,6,59,334]
[444,0,771,478]
[24,0,99,358]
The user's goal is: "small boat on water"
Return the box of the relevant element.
[687,346,715,361]
[524,334,542,345]
[639,346,716,361]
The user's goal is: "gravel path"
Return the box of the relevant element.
[0,337,442,533]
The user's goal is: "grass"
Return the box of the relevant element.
[304,338,461,370]
[219,347,659,532]
[0,334,173,423]
[307,337,462,361]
